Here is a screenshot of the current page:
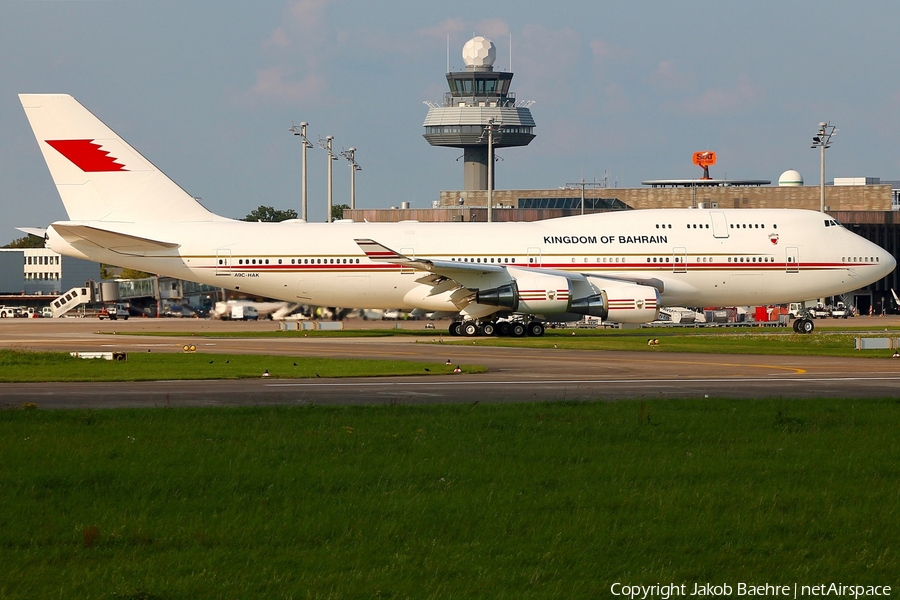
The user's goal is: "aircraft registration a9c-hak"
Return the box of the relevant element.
[19,94,897,336]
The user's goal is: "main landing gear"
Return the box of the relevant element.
[448,319,546,338]
[792,318,815,334]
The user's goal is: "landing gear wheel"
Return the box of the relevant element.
[449,322,462,336]
[792,319,801,333]
[798,318,815,334]
[481,322,496,336]
[510,322,527,338]
[462,321,480,337]
[526,321,545,337]
[497,322,511,336]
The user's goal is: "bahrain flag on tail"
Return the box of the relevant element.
[45,139,128,172]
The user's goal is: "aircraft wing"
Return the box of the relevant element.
[523,266,666,294]
[51,223,180,256]
[355,238,505,276]
[355,238,664,293]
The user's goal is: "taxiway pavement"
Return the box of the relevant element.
[2,318,899,408]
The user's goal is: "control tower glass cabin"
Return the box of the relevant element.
[423,36,536,191]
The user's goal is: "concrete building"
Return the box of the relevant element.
[0,248,100,296]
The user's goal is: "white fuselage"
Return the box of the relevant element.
[47,208,894,312]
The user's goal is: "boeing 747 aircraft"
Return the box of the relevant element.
[18,94,896,336]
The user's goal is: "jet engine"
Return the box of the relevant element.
[569,278,660,324]
[473,268,659,323]
[475,268,572,314]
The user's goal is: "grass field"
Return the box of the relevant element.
[0,349,484,383]
[2,399,898,598]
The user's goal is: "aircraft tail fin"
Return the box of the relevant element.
[19,94,218,223]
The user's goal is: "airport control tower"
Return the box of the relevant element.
[423,36,536,190]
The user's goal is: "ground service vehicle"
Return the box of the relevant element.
[98,305,129,320]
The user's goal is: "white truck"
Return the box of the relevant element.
[0,306,16,318]
[98,304,130,320]
[830,302,850,318]
[217,303,259,321]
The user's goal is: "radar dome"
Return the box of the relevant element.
[778,169,803,186]
[462,36,496,68]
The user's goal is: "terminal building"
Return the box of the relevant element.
[0,248,100,297]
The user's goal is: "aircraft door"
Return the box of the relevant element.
[215,249,231,276]
[785,246,800,273]
[710,212,730,238]
[527,246,542,267]
[673,247,687,273]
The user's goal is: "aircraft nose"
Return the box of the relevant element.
[871,241,897,277]
[882,247,897,275]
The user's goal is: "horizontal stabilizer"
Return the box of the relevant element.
[15,227,48,239]
[51,224,179,256]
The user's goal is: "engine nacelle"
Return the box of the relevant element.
[580,279,659,324]
[476,267,572,315]
[474,271,659,323]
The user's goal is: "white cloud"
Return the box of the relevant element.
[590,39,628,65]
[516,24,581,92]
[650,60,691,91]
[476,18,510,40]
[681,74,765,115]
[248,0,335,104]
[250,66,326,104]
[417,18,466,41]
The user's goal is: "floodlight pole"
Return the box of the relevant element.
[484,118,502,223]
[820,142,825,213]
[289,121,312,221]
[811,121,836,213]
[581,179,586,215]
[319,135,338,222]
[340,147,361,209]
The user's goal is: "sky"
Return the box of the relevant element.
[3,0,900,244]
